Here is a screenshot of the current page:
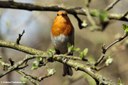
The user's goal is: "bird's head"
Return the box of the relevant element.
[55,11,69,23]
[57,11,67,16]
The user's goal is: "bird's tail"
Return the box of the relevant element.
[63,64,73,76]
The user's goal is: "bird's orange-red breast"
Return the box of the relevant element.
[51,11,74,76]
[52,11,73,36]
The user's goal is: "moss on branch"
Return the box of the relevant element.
[0,40,43,55]
[0,40,115,85]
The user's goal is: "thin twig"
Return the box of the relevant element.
[17,71,39,85]
[53,55,115,85]
[95,32,128,66]
[105,33,127,50]
[73,14,86,29]
[0,0,127,26]
[0,40,115,84]
[0,1,127,22]
[8,58,14,66]
[120,11,128,21]
[0,55,53,85]
[0,55,35,78]
[95,64,107,71]
[16,30,25,44]
[0,67,14,78]
[86,0,91,7]
[18,69,55,84]
[105,0,121,11]
[0,40,44,55]
[0,1,83,14]
[56,54,88,62]
[82,8,100,30]
[82,8,96,26]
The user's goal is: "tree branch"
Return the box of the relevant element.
[105,0,121,11]
[0,1,127,22]
[0,40,43,55]
[95,32,128,66]
[0,1,83,14]
[0,39,115,85]
[16,30,25,45]
[0,1,127,84]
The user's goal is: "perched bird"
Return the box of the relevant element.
[51,11,74,76]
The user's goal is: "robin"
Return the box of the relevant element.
[51,11,74,76]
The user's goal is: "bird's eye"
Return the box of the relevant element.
[62,14,67,16]
[57,14,59,16]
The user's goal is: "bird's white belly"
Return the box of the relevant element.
[51,34,69,53]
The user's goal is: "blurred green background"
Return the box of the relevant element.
[0,0,128,85]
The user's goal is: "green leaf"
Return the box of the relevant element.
[123,24,128,33]
[91,9,100,17]
[82,20,88,27]
[68,45,74,53]
[99,10,109,22]
[80,48,88,59]
[74,47,80,52]
[118,78,124,85]
[47,68,56,75]
[31,60,39,70]
[20,77,27,84]
[105,56,113,66]
[67,43,80,53]
[47,48,56,55]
